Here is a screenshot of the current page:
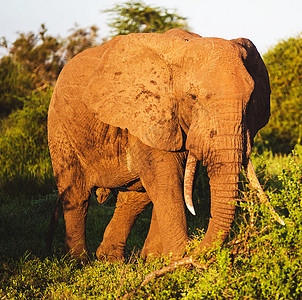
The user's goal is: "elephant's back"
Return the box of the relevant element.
[50,46,104,103]
[53,35,124,95]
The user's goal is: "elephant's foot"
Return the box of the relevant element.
[68,249,89,263]
[141,208,163,260]
[65,241,89,263]
[141,245,162,261]
[96,242,125,262]
[141,232,164,261]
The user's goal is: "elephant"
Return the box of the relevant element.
[47,28,277,261]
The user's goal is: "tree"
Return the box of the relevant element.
[0,24,63,117]
[8,24,64,86]
[1,24,100,89]
[104,1,189,36]
[258,34,302,153]
[0,24,101,117]
[58,24,99,63]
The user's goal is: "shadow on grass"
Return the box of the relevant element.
[0,189,153,262]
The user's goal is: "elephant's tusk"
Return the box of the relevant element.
[246,159,285,226]
[184,152,197,215]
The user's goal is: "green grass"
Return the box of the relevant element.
[1,148,302,299]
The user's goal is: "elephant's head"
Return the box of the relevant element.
[169,36,271,249]
[83,30,273,251]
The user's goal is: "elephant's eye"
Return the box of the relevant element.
[190,94,197,102]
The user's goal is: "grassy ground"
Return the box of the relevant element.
[0,148,301,299]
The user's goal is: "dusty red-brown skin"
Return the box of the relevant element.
[47,29,270,261]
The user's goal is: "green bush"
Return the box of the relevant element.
[259,33,302,153]
[0,56,34,117]
[0,86,55,195]
[223,148,302,299]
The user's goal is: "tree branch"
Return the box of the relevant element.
[120,256,215,299]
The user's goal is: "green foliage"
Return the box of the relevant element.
[0,24,61,118]
[8,24,64,86]
[0,87,55,194]
[1,24,100,92]
[104,0,189,36]
[260,33,302,153]
[220,149,302,299]
[0,56,33,117]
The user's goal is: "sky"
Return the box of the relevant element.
[0,0,302,56]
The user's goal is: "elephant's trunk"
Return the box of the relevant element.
[184,150,241,250]
[199,137,242,248]
[185,123,244,250]
[200,159,239,249]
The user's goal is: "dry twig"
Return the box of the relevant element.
[120,256,215,299]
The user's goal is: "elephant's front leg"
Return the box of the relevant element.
[96,190,150,261]
[141,209,163,259]
[135,149,189,259]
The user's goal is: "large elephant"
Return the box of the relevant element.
[47,28,272,261]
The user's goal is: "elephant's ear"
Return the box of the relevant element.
[233,38,271,139]
[83,35,183,151]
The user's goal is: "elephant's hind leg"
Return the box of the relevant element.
[49,120,91,261]
[52,155,90,260]
[96,190,150,261]
[60,185,90,261]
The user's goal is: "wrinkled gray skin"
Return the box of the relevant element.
[47,29,270,261]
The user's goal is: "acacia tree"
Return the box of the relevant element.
[104,0,189,36]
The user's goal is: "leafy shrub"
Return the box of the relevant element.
[0,86,54,195]
[259,33,302,153]
[0,56,34,117]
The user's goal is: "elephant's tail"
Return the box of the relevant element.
[45,195,62,253]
